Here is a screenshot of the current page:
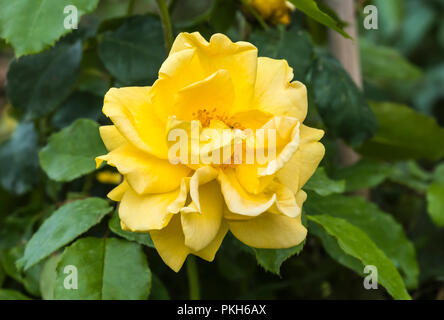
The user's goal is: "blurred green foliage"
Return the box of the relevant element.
[0,0,443,300]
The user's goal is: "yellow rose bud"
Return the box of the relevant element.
[0,106,17,143]
[246,0,295,25]
[96,32,324,272]
[96,171,122,185]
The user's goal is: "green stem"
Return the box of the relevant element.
[186,256,201,300]
[240,0,269,31]
[127,0,136,16]
[156,0,174,53]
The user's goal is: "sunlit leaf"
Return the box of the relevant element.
[308,215,411,300]
[289,0,350,38]
[306,193,419,289]
[0,0,99,56]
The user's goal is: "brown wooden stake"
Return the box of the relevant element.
[327,0,369,197]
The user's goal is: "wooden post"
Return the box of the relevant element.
[328,0,362,167]
[328,0,369,198]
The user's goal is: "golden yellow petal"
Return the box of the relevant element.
[235,164,274,194]
[230,109,273,129]
[103,87,169,159]
[228,212,307,248]
[181,180,224,251]
[119,186,180,232]
[150,214,228,272]
[256,117,301,177]
[254,57,307,121]
[167,177,190,214]
[277,125,325,192]
[107,179,129,201]
[194,220,228,262]
[103,144,190,194]
[173,70,235,121]
[150,215,191,272]
[152,48,206,121]
[189,166,218,212]
[99,125,126,151]
[268,184,306,218]
[170,32,258,114]
[218,169,276,216]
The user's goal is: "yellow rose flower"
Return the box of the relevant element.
[96,32,324,272]
[246,0,295,25]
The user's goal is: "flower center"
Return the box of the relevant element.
[191,108,244,129]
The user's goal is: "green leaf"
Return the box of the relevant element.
[310,221,363,273]
[305,193,419,289]
[308,215,411,300]
[6,41,82,117]
[0,0,99,56]
[332,160,394,192]
[18,198,112,271]
[0,289,31,300]
[395,0,435,55]
[209,0,237,33]
[1,246,43,297]
[304,167,345,196]
[249,27,314,82]
[54,237,151,300]
[39,119,107,182]
[427,183,444,227]
[0,204,41,251]
[414,64,444,115]
[433,163,444,185]
[39,254,60,300]
[372,0,404,39]
[253,242,304,275]
[388,161,432,192]
[227,230,305,275]
[98,15,165,86]
[108,212,154,248]
[51,92,103,129]
[310,53,378,146]
[0,264,5,287]
[426,164,444,227]
[150,274,170,300]
[289,0,351,38]
[358,102,444,161]
[0,122,39,195]
[77,69,110,97]
[360,39,423,84]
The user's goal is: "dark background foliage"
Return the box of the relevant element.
[0,0,443,300]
